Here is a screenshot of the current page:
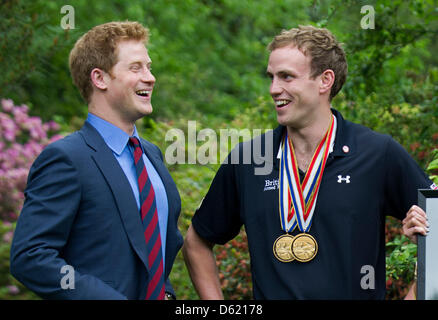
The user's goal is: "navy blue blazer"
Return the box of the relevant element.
[10,122,183,299]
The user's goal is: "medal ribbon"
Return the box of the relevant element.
[279,115,336,233]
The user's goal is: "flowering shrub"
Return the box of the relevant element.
[215,230,252,299]
[0,99,62,221]
[0,98,62,299]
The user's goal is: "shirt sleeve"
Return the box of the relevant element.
[191,152,243,245]
[383,136,433,220]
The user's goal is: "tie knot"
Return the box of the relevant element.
[129,136,141,147]
[129,137,143,164]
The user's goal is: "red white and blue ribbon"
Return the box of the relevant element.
[279,115,337,233]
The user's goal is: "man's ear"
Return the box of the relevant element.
[90,68,109,90]
[319,69,335,95]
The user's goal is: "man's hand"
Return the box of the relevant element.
[402,205,429,243]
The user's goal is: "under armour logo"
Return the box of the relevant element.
[337,175,351,183]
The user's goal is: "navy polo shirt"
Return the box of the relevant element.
[192,108,433,299]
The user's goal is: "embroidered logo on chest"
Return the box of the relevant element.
[264,179,279,191]
[337,175,351,184]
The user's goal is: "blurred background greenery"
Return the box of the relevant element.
[1,0,437,300]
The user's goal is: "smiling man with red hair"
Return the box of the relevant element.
[11,21,183,300]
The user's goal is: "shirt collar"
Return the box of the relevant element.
[276,113,337,160]
[273,108,355,167]
[86,113,140,155]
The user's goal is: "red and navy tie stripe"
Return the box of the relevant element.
[129,137,165,300]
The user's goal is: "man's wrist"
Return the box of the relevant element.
[165,292,176,300]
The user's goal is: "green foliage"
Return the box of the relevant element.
[0,0,85,122]
[385,231,418,300]
[1,0,308,123]
[386,235,417,282]
[426,149,438,184]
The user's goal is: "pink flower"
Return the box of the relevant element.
[6,285,20,295]
[3,129,16,142]
[49,134,64,143]
[49,121,61,131]
[2,231,13,243]
[0,98,62,222]
[12,108,28,127]
[3,221,12,227]
[1,99,14,112]
[19,104,29,113]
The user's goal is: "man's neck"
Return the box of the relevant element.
[286,109,332,172]
[88,101,135,136]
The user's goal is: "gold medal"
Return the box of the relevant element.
[273,234,295,262]
[291,233,318,262]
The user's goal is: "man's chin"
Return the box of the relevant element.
[128,107,153,123]
[276,115,290,127]
[277,115,301,129]
[138,103,153,116]
[143,107,153,115]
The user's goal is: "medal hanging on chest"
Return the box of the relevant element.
[273,115,336,263]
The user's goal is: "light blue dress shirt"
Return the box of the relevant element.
[86,113,168,264]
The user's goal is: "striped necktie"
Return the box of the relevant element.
[129,137,165,300]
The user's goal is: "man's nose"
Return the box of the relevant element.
[141,68,156,84]
[270,77,283,96]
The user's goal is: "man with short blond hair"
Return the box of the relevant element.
[267,25,348,101]
[183,25,430,299]
[11,21,183,300]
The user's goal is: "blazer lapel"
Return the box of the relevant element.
[78,122,150,272]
